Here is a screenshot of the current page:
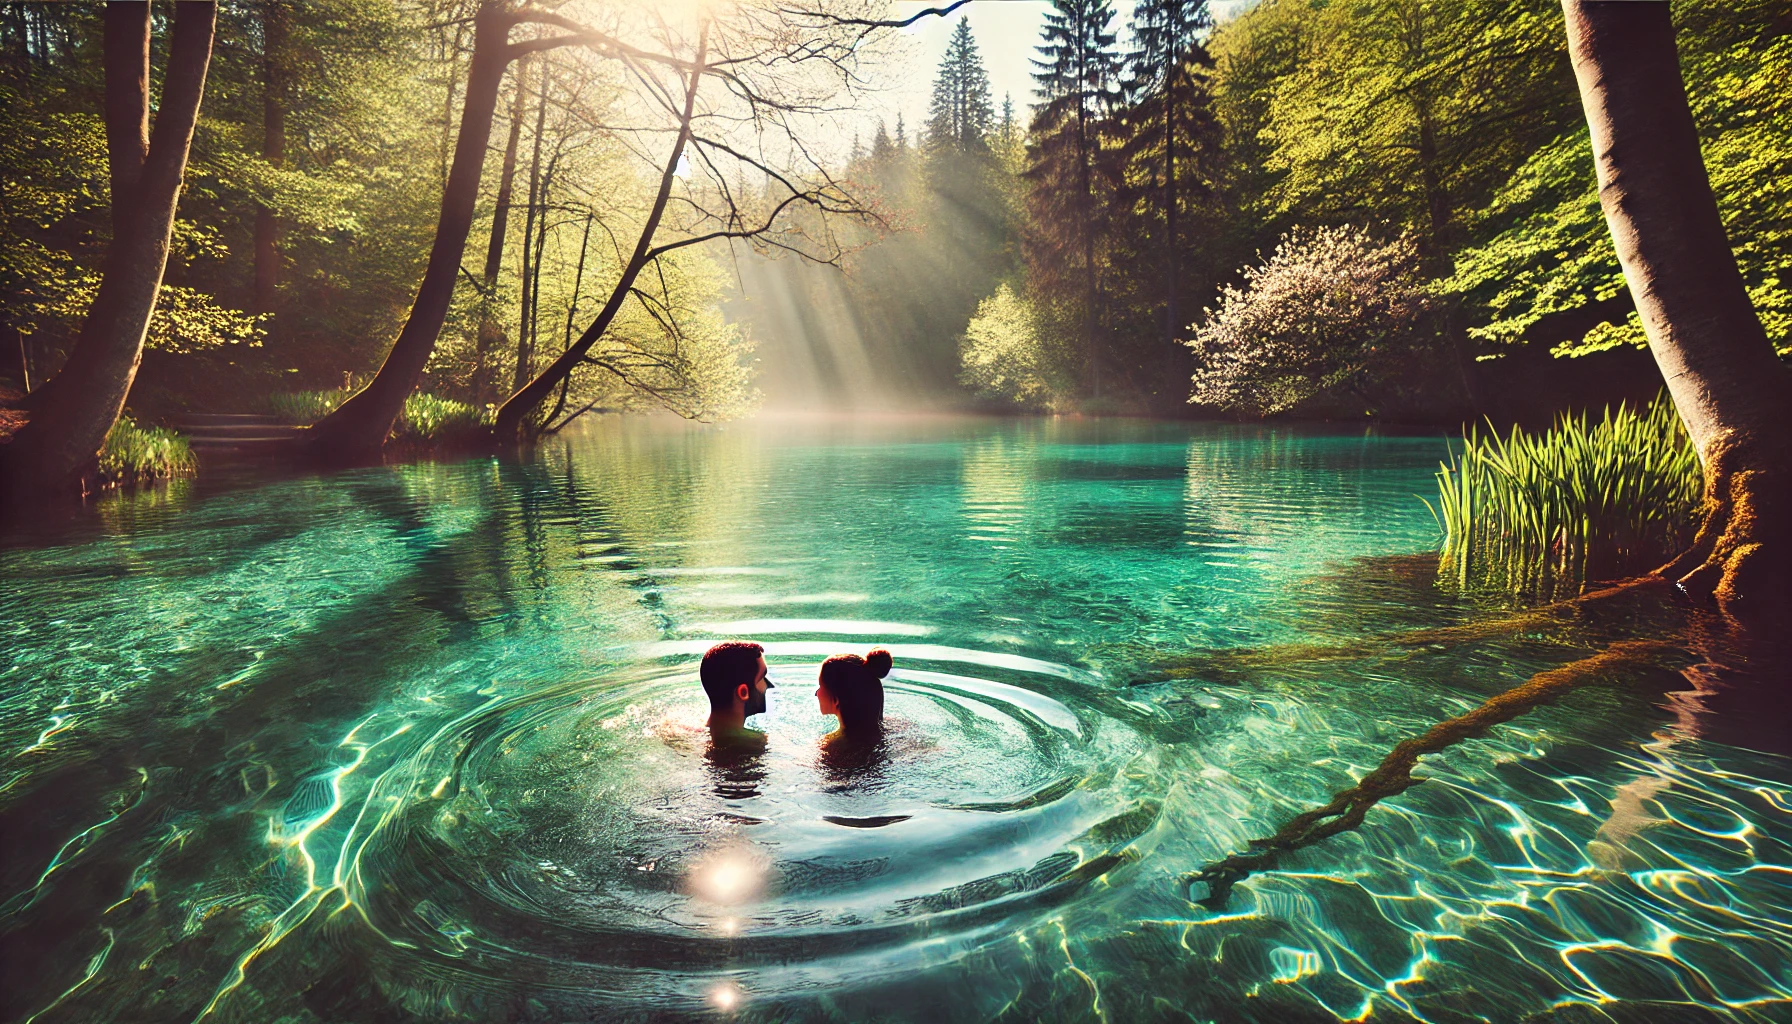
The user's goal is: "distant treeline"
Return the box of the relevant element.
[744,0,1790,417]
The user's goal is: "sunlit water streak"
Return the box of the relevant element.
[1,416,1787,1022]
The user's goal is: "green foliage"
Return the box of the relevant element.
[268,387,493,438]
[537,248,757,425]
[1428,394,1703,596]
[0,0,754,431]
[1243,0,1575,246]
[0,84,264,359]
[97,417,198,486]
[396,393,491,443]
[1024,0,1124,400]
[1441,0,1792,357]
[1441,132,1623,352]
[960,283,1076,408]
[1200,0,1790,415]
[268,388,491,443]
[267,389,349,424]
[740,23,1020,404]
[1100,0,1224,402]
[925,19,995,150]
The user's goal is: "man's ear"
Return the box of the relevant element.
[737,683,749,702]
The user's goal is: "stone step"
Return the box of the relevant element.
[177,424,303,435]
[185,435,303,446]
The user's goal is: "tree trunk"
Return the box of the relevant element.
[526,167,552,377]
[494,26,710,440]
[563,212,593,352]
[253,1,286,316]
[22,2,149,415]
[1163,62,1178,347]
[0,2,216,509]
[1077,34,1098,400]
[514,70,549,394]
[473,55,530,406]
[1562,0,1792,618]
[304,1,513,458]
[524,149,562,390]
[103,1,148,239]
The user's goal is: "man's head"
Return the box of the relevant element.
[700,640,771,717]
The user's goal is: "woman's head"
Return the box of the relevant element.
[816,648,892,736]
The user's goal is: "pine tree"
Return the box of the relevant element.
[895,111,908,150]
[872,119,894,160]
[1027,0,1122,398]
[1123,0,1215,345]
[993,93,1023,168]
[925,18,995,151]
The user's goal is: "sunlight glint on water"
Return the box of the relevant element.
[1,416,1787,1023]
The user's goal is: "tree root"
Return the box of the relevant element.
[1139,575,1670,683]
[1656,434,1789,621]
[1183,639,1680,909]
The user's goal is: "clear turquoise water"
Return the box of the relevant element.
[2,416,1788,1023]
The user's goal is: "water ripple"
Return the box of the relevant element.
[2,419,1787,1023]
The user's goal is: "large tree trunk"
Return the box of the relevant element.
[20,2,151,416]
[0,2,216,509]
[253,1,286,316]
[522,155,556,389]
[473,56,531,406]
[103,1,149,239]
[303,1,513,459]
[1562,0,1791,618]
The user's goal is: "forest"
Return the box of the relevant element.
[755,0,1791,418]
[4,0,1785,441]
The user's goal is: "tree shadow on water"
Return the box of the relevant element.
[0,473,536,1022]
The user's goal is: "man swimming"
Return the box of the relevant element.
[700,640,773,743]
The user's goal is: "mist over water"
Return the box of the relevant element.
[3,417,1788,1022]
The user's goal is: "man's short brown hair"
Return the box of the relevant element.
[699,641,765,711]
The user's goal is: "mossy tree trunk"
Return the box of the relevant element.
[1562,0,1791,619]
[302,1,515,460]
[0,2,216,510]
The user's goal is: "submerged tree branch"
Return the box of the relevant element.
[1184,639,1680,909]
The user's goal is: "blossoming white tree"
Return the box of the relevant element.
[1185,225,1429,416]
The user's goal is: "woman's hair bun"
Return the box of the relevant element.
[865,648,893,678]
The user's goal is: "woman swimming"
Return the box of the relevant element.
[815,648,892,747]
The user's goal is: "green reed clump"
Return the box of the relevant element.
[1428,393,1703,594]
[267,388,348,423]
[269,390,491,444]
[97,416,197,485]
[395,393,492,443]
